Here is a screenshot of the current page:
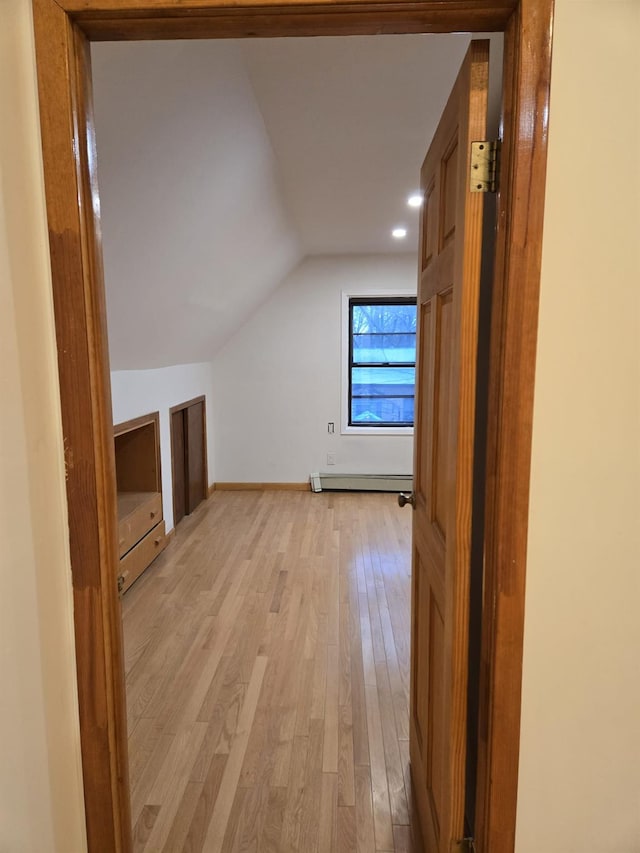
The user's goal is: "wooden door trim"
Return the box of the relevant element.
[51,1,520,41]
[32,2,131,848]
[168,394,206,417]
[474,6,553,846]
[30,1,553,850]
[113,409,160,438]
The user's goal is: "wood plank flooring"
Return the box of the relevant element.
[122,490,418,852]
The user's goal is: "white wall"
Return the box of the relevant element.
[212,255,416,483]
[516,1,640,850]
[0,1,87,850]
[111,362,216,531]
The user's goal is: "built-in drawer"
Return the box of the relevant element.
[118,520,166,595]
[117,491,162,558]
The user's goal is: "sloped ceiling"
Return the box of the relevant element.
[241,36,479,255]
[92,41,300,370]
[91,34,500,370]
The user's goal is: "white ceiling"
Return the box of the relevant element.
[242,35,486,255]
[91,34,501,369]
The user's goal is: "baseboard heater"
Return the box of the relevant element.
[309,472,412,493]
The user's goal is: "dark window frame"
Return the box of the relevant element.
[348,296,417,428]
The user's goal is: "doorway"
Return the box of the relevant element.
[170,396,208,527]
[31,2,553,851]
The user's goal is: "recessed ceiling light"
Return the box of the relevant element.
[407,194,424,208]
[392,227,408,239]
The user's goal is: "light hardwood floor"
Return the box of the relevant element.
[122,490,418,852]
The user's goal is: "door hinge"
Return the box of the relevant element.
[470,140,499,193]
[117,574,125,594]
[453,838,477,853]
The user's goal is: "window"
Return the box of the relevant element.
[348,297,417,427]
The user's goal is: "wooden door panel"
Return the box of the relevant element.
[413,554,429,750]
[416,300,434,501]
[441,136,459,249]
[413,547,447,850]
[433,290,453,540]
[409,39,488,852]
[171,409,186,526]
[186,401,205,514]
[423,179,438,269]
[426,588,445,833]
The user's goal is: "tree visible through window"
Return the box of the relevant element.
[349,297,417,427]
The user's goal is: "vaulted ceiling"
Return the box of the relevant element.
[91,34,501,369]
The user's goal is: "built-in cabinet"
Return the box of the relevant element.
[114,411,167,594]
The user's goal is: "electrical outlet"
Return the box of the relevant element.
[327,452,336,466]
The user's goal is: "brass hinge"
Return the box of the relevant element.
[117,574,125,594]
[453,838,477,853]
[470,140,499,193]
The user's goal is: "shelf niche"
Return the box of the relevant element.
[114,411,167,594]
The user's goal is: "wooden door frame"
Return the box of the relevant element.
[169,395,209,524]
[31,1,553,850]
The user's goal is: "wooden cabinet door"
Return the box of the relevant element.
[171,408,187,526]
[186,400,205,514]
[171,398,207,525]
[409,40,489,852]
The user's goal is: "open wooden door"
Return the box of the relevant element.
[406,40,489,851]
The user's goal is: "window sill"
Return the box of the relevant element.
[341,426,414,437]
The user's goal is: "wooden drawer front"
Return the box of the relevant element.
[119,521,166,595]
[118,493,162,557]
